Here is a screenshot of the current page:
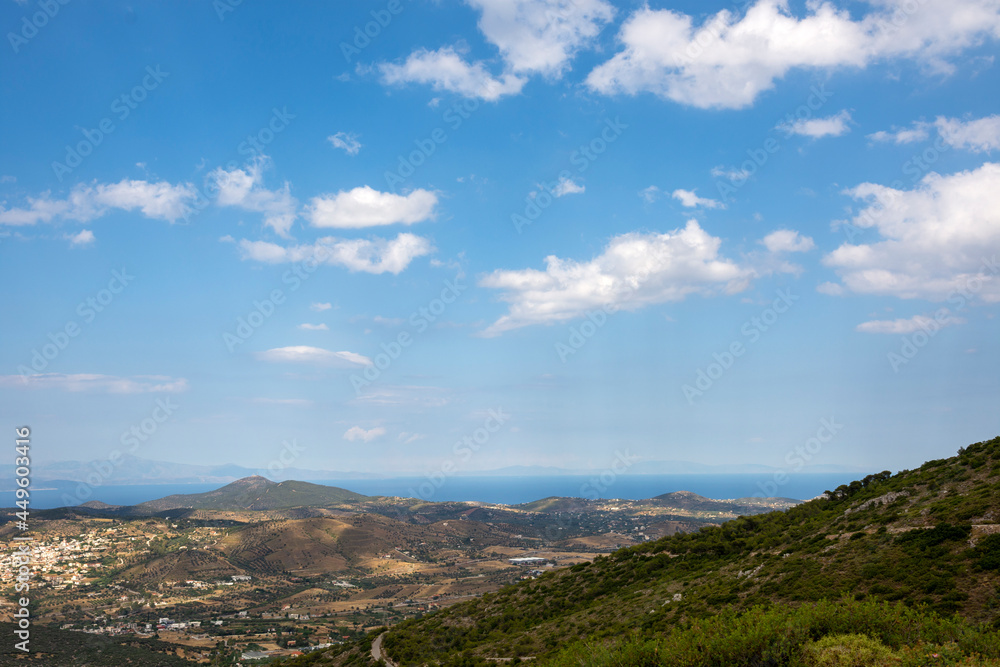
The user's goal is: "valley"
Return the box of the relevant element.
[0,476,796,664]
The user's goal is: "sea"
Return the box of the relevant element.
[21,473,861,510]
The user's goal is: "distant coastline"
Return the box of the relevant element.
[11,472,860,510]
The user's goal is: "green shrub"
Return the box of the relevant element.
[801,633,901,666]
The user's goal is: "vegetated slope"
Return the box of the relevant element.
[0,622,196,666]
[374,436,1000,665]
[133,476,368,512]
[216,513,510,576]
[647,490,792,514]
[119,547,247,584]
[217,516,383,575]
[516,497,594,513]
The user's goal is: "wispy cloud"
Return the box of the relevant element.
[343,425,386,442]
[255,346,371,367]
[856,312,965,334]
[2,373,188,393]
[328,131,362,156]
[778,110,852,138]
[238,233,434,275]
[0,179,197,226]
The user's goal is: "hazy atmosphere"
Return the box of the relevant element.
[3,0,999,477]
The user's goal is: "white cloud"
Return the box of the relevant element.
[379,47,527,101]
[2,373,188,393]
[0,179,197,226]
[867,114,1000,151]
[586,1,1000,109]
[297,323,329,331]
[307,186,437,229]
[310,302,333,311]
[67,229,95,247]
[551,176,585,197]
[779,110,852,138]
[479,220,751,335]
[639,185,661,203]
[238,233,433,275]
[255,346,372,367]
[209,158,297,237]
[328,131,362,155]
[466,0,615,77]
[935,114,1000,152]
[344,426,387,443]
[711,166,753,182]
[824,162,1000,301]
[672,188,724,209]
[856,311,965,334]
[762,229,816,253]
[378,0,613,100]
[867,122,931,144]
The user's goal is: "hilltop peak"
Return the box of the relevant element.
[230,475,276,486]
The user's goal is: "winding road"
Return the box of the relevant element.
[371,632,398,667]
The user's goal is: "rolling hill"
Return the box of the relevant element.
[132,475,369,512]
[306,435,1000,666]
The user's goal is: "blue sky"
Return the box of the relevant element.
[1,0,998,478]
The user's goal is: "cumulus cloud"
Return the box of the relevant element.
[328,131,362,155]
[778,110,852,138]
[2,373,188,393]
[378,47,527,101]
[255,346,372,367]
[552,176,585,197]
[466,0,615,77]
[586,0,1000,109]
[762,229,816,253]
[0,179,197,226]
[935,114,1000,152]
[672,188,724,209]
[343,426,386,443]
[209,158,297,237]
[856,311,965,334]
[378,0,613,99]
[66,229,95,247]
[307,186,437,229]
[238,233,433,275]
[479,220,751,335]
[823,162,1000,302]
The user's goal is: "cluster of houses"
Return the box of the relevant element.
[0,530,122,591]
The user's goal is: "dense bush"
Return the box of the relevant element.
[542,598,1000,667]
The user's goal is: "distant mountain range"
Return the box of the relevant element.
[0,454,868,488]
[463,461,867,476]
